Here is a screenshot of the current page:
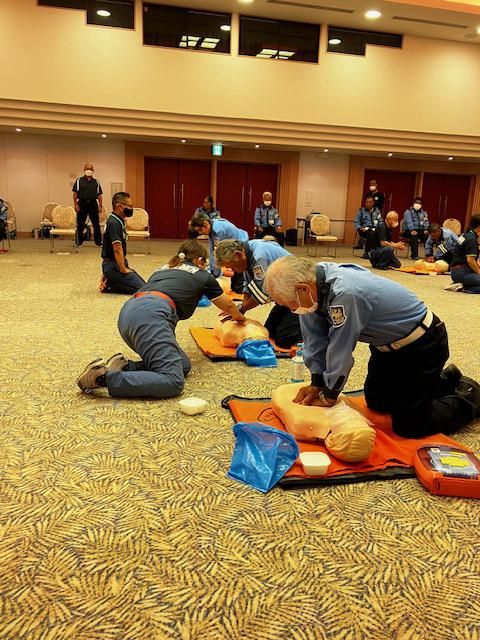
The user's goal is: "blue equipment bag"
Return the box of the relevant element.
[197,295,211,307]
[227,422,299,493]
[236,339,277,367]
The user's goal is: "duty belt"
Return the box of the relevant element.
[133,290,176,310]
[376,309,434,352]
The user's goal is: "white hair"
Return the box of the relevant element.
[264,256,317,303]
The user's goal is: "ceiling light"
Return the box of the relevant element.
[278,50,294,57]
[477,26,480,34]
[255,144,260,149]
[15,128,22,132]
[365,10,382,19]
[329,38,342,45]
[101,134,107,138]
[181,139,187,143]
[201,42,217,48]
[97,9,111,18]
[323,148,329,153]
[388,152,393,157]
[238,0,254,4]
[221,25,231,32]
[260,48,278,56]
[448,156,454,160]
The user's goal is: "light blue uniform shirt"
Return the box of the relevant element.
[209,218,248,273]
[254,205,282,229]
[354,207,382,231]
[403,207,429,231]
[244,240,290,304]
[424,227,459,259]
[300,263,427,397]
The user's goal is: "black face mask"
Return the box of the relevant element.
[123,207,134,217]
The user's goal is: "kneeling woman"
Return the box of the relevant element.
[77,240,245,398]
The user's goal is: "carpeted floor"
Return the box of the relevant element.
[1,238,479,640]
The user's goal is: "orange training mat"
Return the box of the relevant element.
[190,327,291,361]
[221,394,466,488]
[393,266,448,275]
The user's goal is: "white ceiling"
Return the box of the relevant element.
[146,0,480,44]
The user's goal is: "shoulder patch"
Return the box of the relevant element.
[253,264,265,280]
[329,305,347,328]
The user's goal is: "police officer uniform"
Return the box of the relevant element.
[101,213,146,294]
[365,188,385,212]
[106,263,224,398]
[424,227,459,264]
[368,221,401,270]
[402,206,429,259]
[72,175,103,246]
[194,205,221,221]
[300,263,477,437]
[241,240,302,349]
[354,206,382,256]
[254,204,285,247]
[209,218,248,291]
[450,228,480,293]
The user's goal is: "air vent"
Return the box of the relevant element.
[268,0,354,14]
[392,16,467,29]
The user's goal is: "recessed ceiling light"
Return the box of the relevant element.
[448,156,454,160]
[101,134,107,138]
[477,26,480,34]
[220,25,231,32]
[181,139,187,143]
[255,144,260,149]
[97,9,111,18]
[388,152,393,157]
[329,38,342,45]
[323,148,329,153]
[238,0,254,4]
[15,128,22,133]
[365,10,381,19]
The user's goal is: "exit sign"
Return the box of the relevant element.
[212,144,223,157]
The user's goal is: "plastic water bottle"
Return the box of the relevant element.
[290,342,305,383]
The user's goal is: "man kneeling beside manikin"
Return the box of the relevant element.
[263,256,480,439]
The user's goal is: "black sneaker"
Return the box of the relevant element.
[456,376,480,417]
[440,364,463,393]
[361,253,370,259]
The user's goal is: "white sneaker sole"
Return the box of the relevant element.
[77,357,105,393]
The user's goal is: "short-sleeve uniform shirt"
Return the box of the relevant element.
[102,214,126,260]
[72,176,103,200]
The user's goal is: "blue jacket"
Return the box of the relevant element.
[254,205,282,229]
[300,263,427,399]
[209,219,248,273]
[424,227,459,259]
[354,207,382,231]
[243,240,290,304]
[403,207,429,231]
[195,206,221,221]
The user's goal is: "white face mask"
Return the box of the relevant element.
[293,289,318,315]
[264,200,272,207]
[84,169,94,177]
[413,203,422,211]
[369,186,376,191]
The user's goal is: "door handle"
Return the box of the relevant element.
[180,184,184,211]
[388,193,392,210]
[241,186,245,214]
[437,195,442,217]
[443,194,448,217]
[173,183,176,212]
[248,187,252,212]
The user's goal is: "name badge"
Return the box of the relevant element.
[268,219,274,226]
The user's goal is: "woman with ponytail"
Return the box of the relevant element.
[77,240,245,399]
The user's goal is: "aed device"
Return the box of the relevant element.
[414,444,480,499]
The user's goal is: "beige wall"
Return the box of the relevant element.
[296,152,350,238]
[2,1,480,137]
[0,133,125,232]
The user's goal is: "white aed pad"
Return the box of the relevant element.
[178,397,208,415]
[299,451,331,476]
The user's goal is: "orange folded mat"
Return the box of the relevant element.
[191,327,291,361]
[222,394,466,488]
[394,266,431,275]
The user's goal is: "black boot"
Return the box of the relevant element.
[456,376,480,418]
[439,364,463,394]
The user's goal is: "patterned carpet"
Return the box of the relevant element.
[1,239,479,640]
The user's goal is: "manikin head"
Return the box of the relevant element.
[215,239,248,273]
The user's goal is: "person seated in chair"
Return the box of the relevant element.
[254,192,284,247]
[354,195,382,258]
[425,223,459,265]
[100,192,146,295]
[369,211,405,270]
[0,199,8,241]
[449,214,480,294]
[194,195,221,221]
[189,212,248,293]
[78,240,246,398]
[215,239,302,349]
[402,197,429,260]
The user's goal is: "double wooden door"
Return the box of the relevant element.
[363,169,417,216]
[421,173,472,229]
[216,163,279,232]
[145,158,211,238]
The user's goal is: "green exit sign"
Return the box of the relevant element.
[211,144,223,157]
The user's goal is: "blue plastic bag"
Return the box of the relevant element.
[227,422,299,493]
[197,295,211,307]
[236,339,277,367]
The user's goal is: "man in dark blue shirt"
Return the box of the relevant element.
[72,163,103,246]
[449,214,480,293]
